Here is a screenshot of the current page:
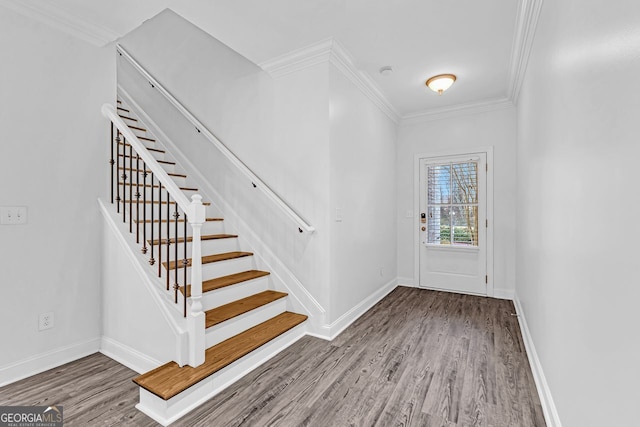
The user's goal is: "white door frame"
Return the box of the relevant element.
[413,147,494,297]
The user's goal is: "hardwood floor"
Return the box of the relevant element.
[0,288,545,426]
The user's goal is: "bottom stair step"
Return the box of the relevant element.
[133,312,307,400]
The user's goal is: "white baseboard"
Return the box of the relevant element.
[316,279,398,340]
[0,337,101,387]
[493,288,515,300]
[100,336,162,375]
[399,279,514,300]
[513,295,562,427]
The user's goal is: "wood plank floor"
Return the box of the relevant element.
[0,288,545,426]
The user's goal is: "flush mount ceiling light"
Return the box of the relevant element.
[426,74,457,95]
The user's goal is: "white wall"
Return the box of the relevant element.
[516,1,640,425]
[271,63,332,312]
[119,9,273,179]
[117,10,400,327]
[100,204,182,372]
[328,65,397,323]
[397,108,517,296]
[0,7,114,383]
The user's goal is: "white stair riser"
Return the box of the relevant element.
[201,237,239,254]
[205,298,287,348]
[200,277,269,311]
[117,168,182,188]
[129,127,152,139]
[148,237,240,261]
[163,276,270,316]
[116,201,214,220]
[200,256,255,279]
[136,323,307,427]
[118,149,167,163]
[155,276,271,315]
[136,221,225,240]
[156,256,255,284]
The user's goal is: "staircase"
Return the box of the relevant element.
[105,99,308,425]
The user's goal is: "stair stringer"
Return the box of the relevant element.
[99,199,189,369]
[118,86,328,334]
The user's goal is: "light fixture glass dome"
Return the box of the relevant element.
[426,74,457,95]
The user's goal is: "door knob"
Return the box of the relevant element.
[421,226,426,231]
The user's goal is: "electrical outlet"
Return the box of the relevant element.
[0,206,28,225]
[39,312,54,331]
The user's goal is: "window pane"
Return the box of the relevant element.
[451,205,478,246]
[451,162,478,204]
[428,165,450,204]
[427,206,450,244]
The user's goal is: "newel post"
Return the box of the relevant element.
[187,194,206,367]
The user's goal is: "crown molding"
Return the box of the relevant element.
[507,0,545,104]
[327,39,401,123]
[258,38,334,78]
[0,0,119,47]
[260,38,400,124]
[401,97,514,126]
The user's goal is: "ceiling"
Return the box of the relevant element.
[1,0,532,119]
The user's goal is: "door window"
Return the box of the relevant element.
[426,161,478,246]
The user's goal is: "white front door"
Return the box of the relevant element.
[418,153,488,295]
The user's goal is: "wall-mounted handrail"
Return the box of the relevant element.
[116,43,315,234]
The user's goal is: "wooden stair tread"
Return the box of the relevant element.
[205,290,287,328]
[162,251,252,270]
[119,182,197,191]
[128,125,147,132]
[138,136,156,142]
[117,107,129,113]
[119,200,211,206]
[182,270,270,296]
[118,143,165,154]
[118,167,186,178]
[118,154,175,166]
[119,115,137,122]
[150,233,237,245]
[136,217,222,224]
[133,312,307,400]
